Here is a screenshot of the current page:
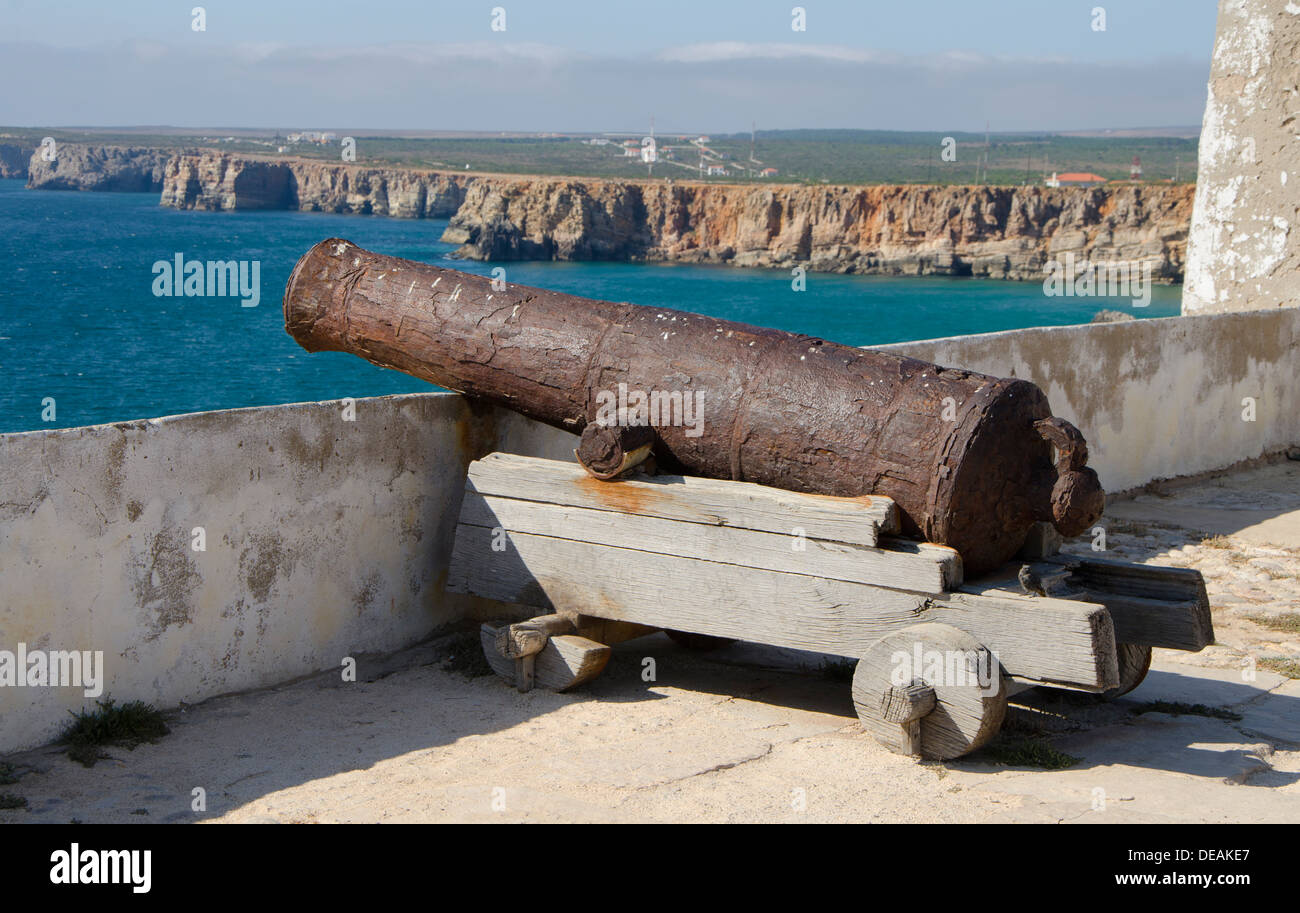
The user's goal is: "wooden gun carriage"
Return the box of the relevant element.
[448,453,1213,761]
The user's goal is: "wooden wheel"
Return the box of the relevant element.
[1096,643,1152,700]
[479,621,609,692]
[665,630,735,651]
[853,623,1007,760]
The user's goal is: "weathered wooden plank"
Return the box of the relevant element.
[1040,554,1213,650]
[1083,593,1211,651]
[930,589,1120,690]
[466,452,899,543]
[449,525,1115,688]
[459,490,958,591]
[1043,553,1207,601]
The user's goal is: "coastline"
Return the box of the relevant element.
[21,144,1195,282]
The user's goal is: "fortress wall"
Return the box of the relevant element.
[1183,0,1300,313]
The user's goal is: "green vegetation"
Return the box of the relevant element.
[1,126,1199,187]
[0,794,27,810]
[1129,701,1242,721]
[59,699,171,767]
[0,762,19,785]
[1259,657,1300,679]
[982,735,1080,770]
[1245,613,1300,634]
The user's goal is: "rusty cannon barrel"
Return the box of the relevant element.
[283,238,1104,577]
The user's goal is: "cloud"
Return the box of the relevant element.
[657,42,895,64]
[657,43,1078,68]
[0,39,1210,133]
[283,41,583,66]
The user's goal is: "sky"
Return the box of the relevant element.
[0,0,1221,133]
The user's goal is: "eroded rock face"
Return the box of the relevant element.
[442,178,1195,281]
[0,144,34,179]
[159,152,469,217]
[68,145,1192,281]
[159,154,295,210]
[25,145,171,192]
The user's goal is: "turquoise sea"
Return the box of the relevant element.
[0,178,1181,433]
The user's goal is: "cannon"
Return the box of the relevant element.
[283,239,1213,762]
[283,238,1104,577]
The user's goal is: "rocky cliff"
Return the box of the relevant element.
[50,146,1192,281]
[0,143,34,179]
[159,152,469,216]
[441,178,1194,281]
[26,144,171,192]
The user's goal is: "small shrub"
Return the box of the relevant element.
[59,699,170,768]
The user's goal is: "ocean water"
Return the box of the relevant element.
[0,178,1181,433]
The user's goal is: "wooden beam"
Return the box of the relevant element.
[466,452,900,543]
[1043,553,1207,601]
[1041,554,1214,650]
[931,589,1120,691]
[1083,592,1211,652]
[450,525,1116,688]
[459,491,958,591]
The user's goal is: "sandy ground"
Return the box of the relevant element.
[3,462,1299,824]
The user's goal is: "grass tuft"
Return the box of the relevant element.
[1259,657,1300,679]
[0,794,28,810]
[59,699,170,768]
[1199,535,1233,549]
[982,736,1080,770]
[1244,613,1300,634]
